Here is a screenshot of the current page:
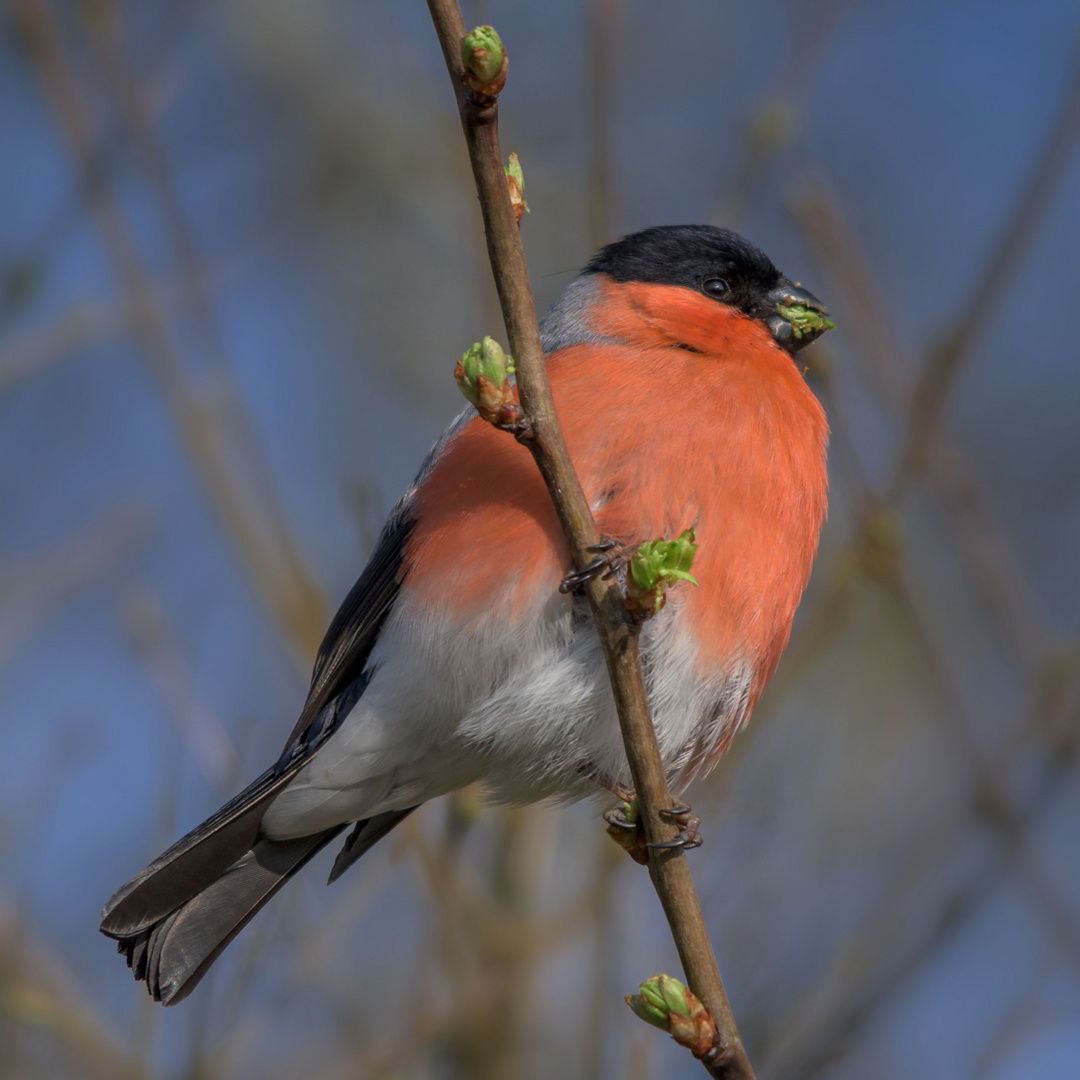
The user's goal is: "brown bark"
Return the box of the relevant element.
[425,4,756,1076]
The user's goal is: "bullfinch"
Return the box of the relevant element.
[100,224,831,1004]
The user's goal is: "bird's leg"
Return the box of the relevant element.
[559,539,623,594]
[579,761,647,865]
[577,760,634,803]
[577,762,703,862]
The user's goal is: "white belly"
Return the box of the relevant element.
[261,585,753,840]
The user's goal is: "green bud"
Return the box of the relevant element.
[630,529,699,594]
[625,530,700,616]
[457,336,511,401]
[505,151,525,191]
[461,25,506,86]
[454,336,516,422]
[626,989,668,1030]
[626,974,692,1030]
[643,974,693,1018]
[504,151,529,222]
[775,301,837,341]
[626,974,719,1058]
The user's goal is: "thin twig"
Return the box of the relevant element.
[584,7,622,1071]
[425,3,754,1076]
[790,172,1080,959]
[755,159,1080,1061]
[881,572,1080,969]
[0,299,118,395]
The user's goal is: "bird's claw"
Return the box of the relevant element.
[559,538,622,594]
[603,797,702,862]
[560,556,615,593]
[647,801,703,851]
[603,798,650,864]
[602,804,640,830]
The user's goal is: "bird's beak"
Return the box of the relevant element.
[765,280,833,353]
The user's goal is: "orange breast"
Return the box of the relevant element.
[405,287,828,702]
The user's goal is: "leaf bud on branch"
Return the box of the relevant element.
[460,25,508,96]
[454,336,521,425]
[504,151,529,224]
[625,529,700,616]
[626,974,720,1059]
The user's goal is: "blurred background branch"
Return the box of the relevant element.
[13,0,328,671]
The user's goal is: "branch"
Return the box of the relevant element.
[424,4,754,1077]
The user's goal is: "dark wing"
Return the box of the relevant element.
[101,502,415,939]
[283,407,475,755]
[280,503,414,759]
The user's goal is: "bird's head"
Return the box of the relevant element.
[541,225,833,358]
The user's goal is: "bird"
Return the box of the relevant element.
[100,224,831,1005]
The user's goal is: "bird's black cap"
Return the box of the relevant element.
[587,225,781,319]
[586,225,830,351]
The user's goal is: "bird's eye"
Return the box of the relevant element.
[702,278,730,299]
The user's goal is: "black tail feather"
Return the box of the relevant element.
[101,500,420,1002]
[105,809,417,1004]
[110,830,343,1005]
[328,808,416,883]
[100,763,309,939]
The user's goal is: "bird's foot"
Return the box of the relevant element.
[559,539,623,594]
[603,797,650,865]
[581,762,702,863]
[647,801,703,852]
[602,797,702,863]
